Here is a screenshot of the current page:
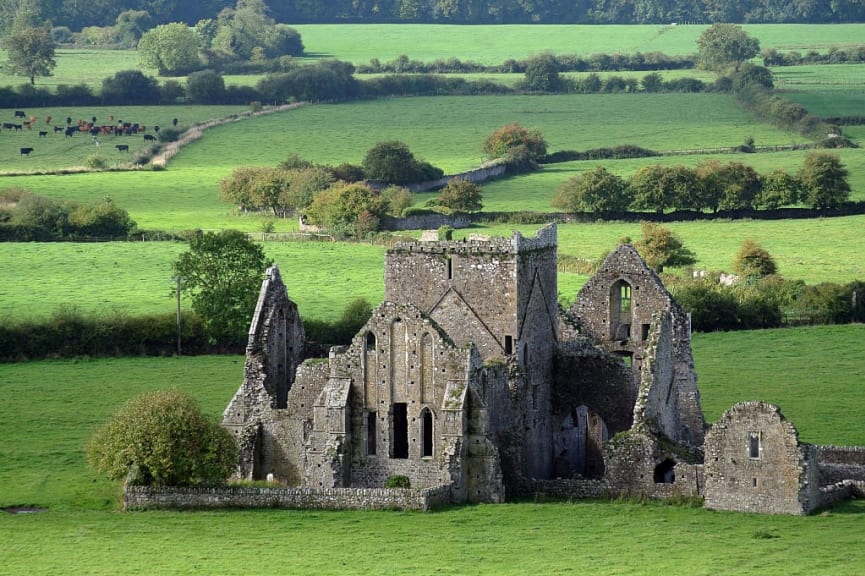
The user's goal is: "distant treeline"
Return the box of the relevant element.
[7,0,865,31]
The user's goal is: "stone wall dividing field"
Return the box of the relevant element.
[817,445,865,484]
[125,484,454,511]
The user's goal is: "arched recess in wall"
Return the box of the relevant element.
[364,331,377,406]
[609,279,632,341]
[553,405,608,479]
[420,407,434,458]
[275,308,288,409]
[420,332,433,403]
[390,318,406,401]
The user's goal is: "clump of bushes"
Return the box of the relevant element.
[384,475,411,489]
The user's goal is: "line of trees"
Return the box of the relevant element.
[552,153,852,215]
[4,0,865,34]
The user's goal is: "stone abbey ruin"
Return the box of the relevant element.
[214,224,865,515]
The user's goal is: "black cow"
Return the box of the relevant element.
[143,134,157,142]
[1,122,13,130]
[13,124,22,131]
[38,131,47,138]
[20,147,34,156]
[65,127,77,138]
[53,126,64,134]
[115,144,129,152]
[14,110,26,118]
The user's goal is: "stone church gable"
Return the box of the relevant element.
[704,402,820,515]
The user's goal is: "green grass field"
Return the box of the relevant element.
[2,214,863,324]
[1,324,864,574]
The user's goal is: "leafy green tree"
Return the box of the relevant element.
[435,179,483,212]
[552,166,631,214]
[304,182,388,237]
[186,69,226,103]
[522,53,563,92]
[797,152,851,209]
[362,141,442,185]
[758,169,801,209]
[138,22,202,75]
[213,0,303,60]
[634,221,697,273]
[86,389,237,487]
[115,9,152,47]
[733,239,777,278]
[101,69,161,104]
[482,122,547,162]
[696,23,760,72]
[173,230,267,343]
[628,165,697,213]
[1,26,56,85]
[68,197,136,238]
[380,185,413,216]
[715,162,762,210]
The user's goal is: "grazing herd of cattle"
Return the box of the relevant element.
[4,110,177,158]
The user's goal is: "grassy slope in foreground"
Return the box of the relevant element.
[1,501,864,575]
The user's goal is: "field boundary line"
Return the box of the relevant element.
[150,102,307,169]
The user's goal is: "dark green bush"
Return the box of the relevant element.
[385,475,411,488]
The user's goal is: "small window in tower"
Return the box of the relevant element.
[365,331,376,352]
[641,323,651,341]
[748,432,760,459]
[447,256,453,280]
[504,335,514,355]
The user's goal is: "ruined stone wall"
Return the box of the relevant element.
[634,313,679,440]
[704,402,820,515]
[385,239,517,361]
[513,225,559,478]
[124,484,454,511]
[817,446,865,484]
[570,245,704,447]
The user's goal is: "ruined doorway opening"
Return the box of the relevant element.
[609,280,632,341]
[653,458,676,483]
[392,403,408,459]
[421,408,433,457]
[553,405,608,479]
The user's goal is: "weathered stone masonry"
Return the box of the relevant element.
[148,224,864,515]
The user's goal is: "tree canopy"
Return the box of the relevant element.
[86,389,237,487]
[1,26,56,85]
[138,22,202,75]
[552,166,630,214]
[634,221,697,273]
[173,230,267,344]
[696,23,760,72]
[797,152,851,209]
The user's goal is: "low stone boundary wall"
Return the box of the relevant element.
[125,484,453,511]
[817,445,865,484]
[513,478,608,500]
[818,480,865,509]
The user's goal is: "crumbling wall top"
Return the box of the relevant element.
[389,223,557,256]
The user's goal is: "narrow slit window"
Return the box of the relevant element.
[504,335,513,355]
[421,408,433,458]
[367,411,377,456]
[446,256,453,280]
[748,432,760,459]
[392,403,408,459]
